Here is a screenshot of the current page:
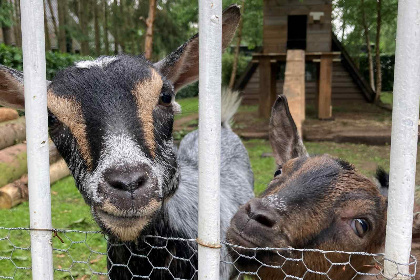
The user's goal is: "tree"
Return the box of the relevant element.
[103,0,109,54]
[374,0,382,102]
[0,0,14,46]
[144,0,157,59]
[43,0,51,51]
[57,0,67,52]
[94,0,101,55]
[360,0,375,91]
[79,0,90,55]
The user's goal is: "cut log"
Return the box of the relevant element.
[0,159,70,209]
[0,117,26,150]
[0,142,61,186]
[0,108,19,122]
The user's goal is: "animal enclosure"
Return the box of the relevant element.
[0,0,419,280]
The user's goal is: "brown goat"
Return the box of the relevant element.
[226,95,417,280]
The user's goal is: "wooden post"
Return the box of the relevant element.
[318,54,333,119]
[258,56,277,119]
[283,50,305,136]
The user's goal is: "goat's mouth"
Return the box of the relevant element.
[93,199,162,241]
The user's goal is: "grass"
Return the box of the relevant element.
[381,91,393,105]
[175,97,199,120]
[1,121,416,278]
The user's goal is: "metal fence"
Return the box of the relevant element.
[0,0,419,279]
[0,227,417,280]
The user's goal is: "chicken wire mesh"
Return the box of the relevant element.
[0,227,416,280]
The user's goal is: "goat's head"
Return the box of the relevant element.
[0,5,240,241]
[227,96,389,279]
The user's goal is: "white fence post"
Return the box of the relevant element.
[197,0,222,279]
[384,0,420,278]
[20,0,54,279]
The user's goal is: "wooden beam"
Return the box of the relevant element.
[258,57,277,119]
[318,54,333,119]
[283,50,305,135]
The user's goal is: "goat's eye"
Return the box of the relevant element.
[351,218,369,237]
[159,91,173,106]
[274,168,282,177]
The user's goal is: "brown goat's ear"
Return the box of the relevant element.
[154,4,241,92]
[269,95,308,166]
[0,65,25,110]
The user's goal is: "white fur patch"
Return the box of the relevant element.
[81,133,163,203]
[75,56,118,69]
[173,101,182,114]
[263,195,287,212]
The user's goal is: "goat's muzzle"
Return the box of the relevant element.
[93,163,162,241]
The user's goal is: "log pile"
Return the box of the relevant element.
[0,159,70,209]
[0,113,71,209]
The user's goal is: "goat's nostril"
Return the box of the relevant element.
[104,167,150,192]
[253,213,276,228]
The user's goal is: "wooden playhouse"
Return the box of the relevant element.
[235,0,375,121]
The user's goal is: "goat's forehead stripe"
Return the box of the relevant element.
[132,69,163,157]
[47,90,92,169]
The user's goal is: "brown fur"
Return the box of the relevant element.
[0,71,25,110]
[47,89,92,168]
[227,96,391,280]
[131,69,163,157]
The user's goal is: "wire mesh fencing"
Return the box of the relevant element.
[0,227,417,280]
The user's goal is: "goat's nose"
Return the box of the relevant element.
[103,165,150,192]
[246,199,277,228]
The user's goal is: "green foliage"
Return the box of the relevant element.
[177,82,199,99]
[0,44,91,80]
[359,54,395,91]
[222,51,251,86]
[333,0,398,55]
[0,2,14,28]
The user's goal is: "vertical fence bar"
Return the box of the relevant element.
[384,0,420,278]
[198,0,222,279]
[20,0,53,279]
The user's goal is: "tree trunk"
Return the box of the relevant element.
[360,0,375,91]
[341,12,346,41]
[113,1,119,54]
[104,0,109,55]
[16,0,22,47]
[228,0,245,89]
[79,0,90,55]
[57,0,67,52]
[0,142,61,187]
[1,0,13,46]
[46,0,58,40]
[144,0,157,60]
[94,0,101,55]
[0,117,26,150]
[0,159,70,209]
[43,0,51,51]
[119,0,126,52]
[374,0,382,103]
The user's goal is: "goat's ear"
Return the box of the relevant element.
[0,65,25,110]
[269,95,308,166]
[375,167,389,197]
[154,4,241,92]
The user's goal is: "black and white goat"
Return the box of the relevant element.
[0,5,254,279]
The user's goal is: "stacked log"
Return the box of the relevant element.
[0,159,70,209]
[0,115,71,209]
[0,117,26,150]
[0,108,19,122]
